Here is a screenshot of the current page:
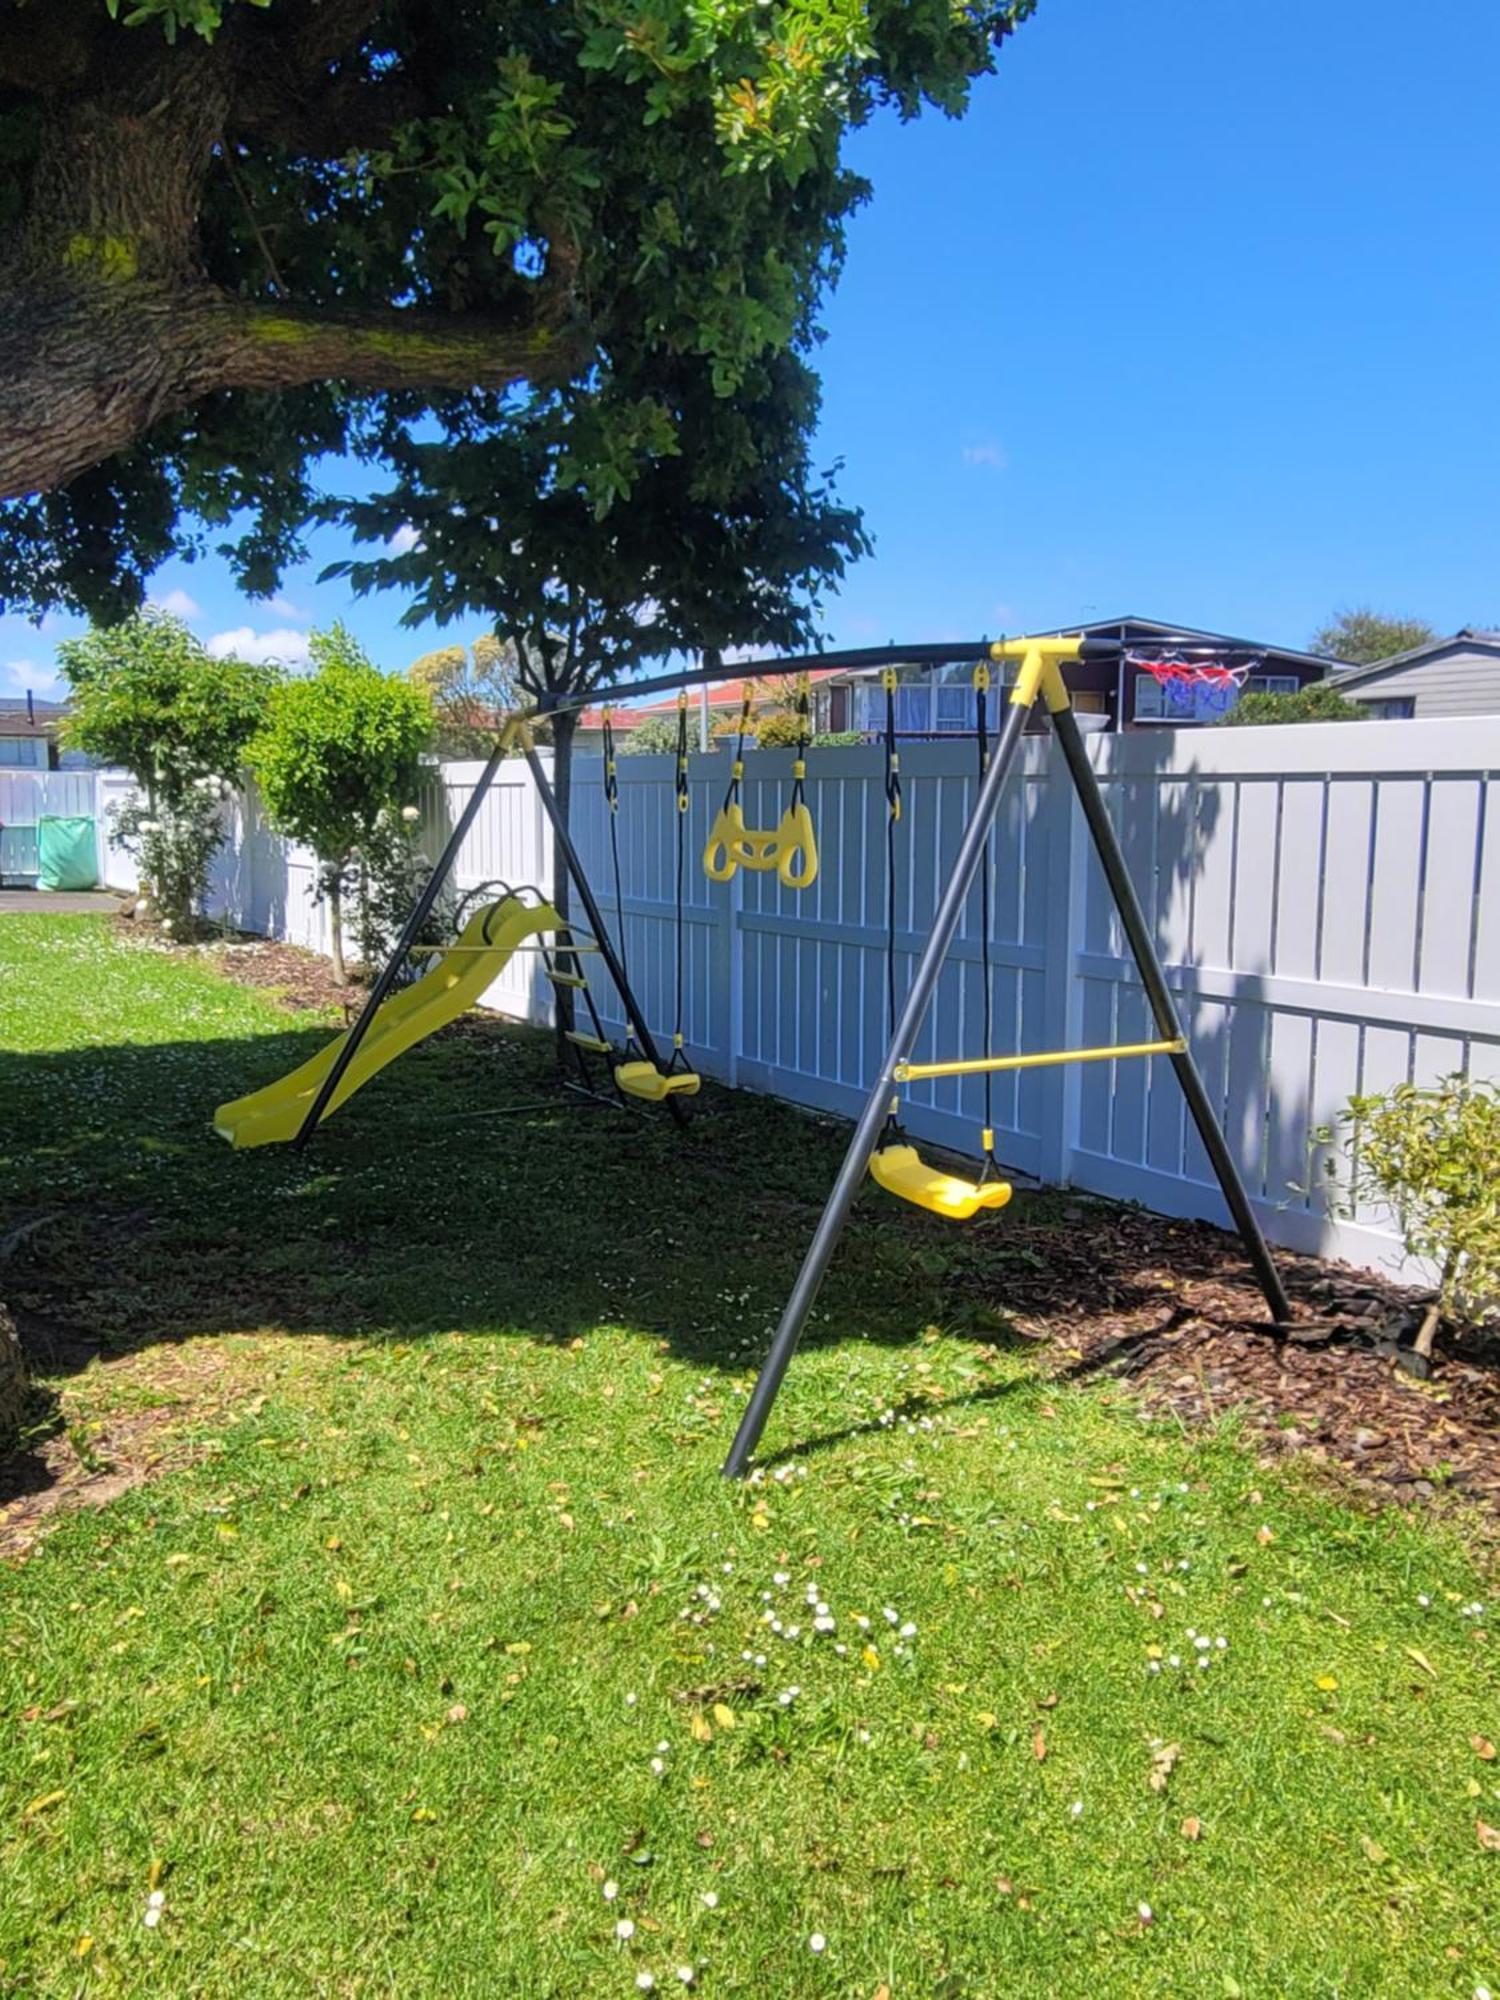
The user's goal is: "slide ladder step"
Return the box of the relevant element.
[546,970,590,988]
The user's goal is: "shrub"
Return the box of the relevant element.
[347,808,463,984]
[1218,683,1368,727]
[1320,1075,1500,1352]
[248,626,433,983]
[616,713,694,756]
[56,610,277,929]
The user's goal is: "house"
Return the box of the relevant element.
[812,617,1339,736]
[1330,629,1500,719]
[0,694,69,769]
[576,669,845,750]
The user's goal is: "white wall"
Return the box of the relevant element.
[0,768,108,885]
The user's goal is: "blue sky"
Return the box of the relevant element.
[5,0,1497,698]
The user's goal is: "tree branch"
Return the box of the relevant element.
[0,283,592,503]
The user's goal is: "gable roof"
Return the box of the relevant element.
[1330,629,1500,690]
[578,668,844,731]
[819,615,1345,684]
[0,696,68,738]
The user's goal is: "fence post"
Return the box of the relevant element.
[1036,731,1089,1185]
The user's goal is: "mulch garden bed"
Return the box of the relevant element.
[112,910,360,1016]
[987,1196,1500,1521]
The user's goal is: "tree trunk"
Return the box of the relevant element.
[548,707,578,1056]
[0,1303,28,1455]
[0,13,588,502]
[328,877,347,987]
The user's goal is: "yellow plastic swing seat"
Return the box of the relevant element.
[868,1144,1013,1220]
[615,1059,701,1103]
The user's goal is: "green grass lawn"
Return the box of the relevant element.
[2,914,1498,1998]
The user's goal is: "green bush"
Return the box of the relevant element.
[1321,1075,1500,1343]
[1218,682,1368,727]
[616,713,696,756]
[56,610,277,929]
[248,626,433,983]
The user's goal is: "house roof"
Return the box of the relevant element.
[1330,629,1500,690]
[578,668,844,731]
[0,696,68,738]
[817,616,1345,683]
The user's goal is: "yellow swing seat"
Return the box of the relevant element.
[614,1059,701,1103]
[869,1143,1012,1221]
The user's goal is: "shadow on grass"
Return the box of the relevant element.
[0,1014,1226,1387]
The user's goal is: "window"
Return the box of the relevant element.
[934,686,976,732]
[1365,696,1415,720]
[1244,674,1300,698]
[0,736,45,768]
[895,686,931,734]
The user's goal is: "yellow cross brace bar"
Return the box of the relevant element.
[893,1037,1185,1083]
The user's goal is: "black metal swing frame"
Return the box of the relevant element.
[283,635,1290,1481]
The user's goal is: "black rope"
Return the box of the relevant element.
[974,665,1000,1178]
[718,686,755,814]
[602,710,633,1047]
[673,692,690,1067]
[789,673,811,809]
[880,668,903,1143]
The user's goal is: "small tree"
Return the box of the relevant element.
[1219,682,1368,727]
[1321,1076,1500,1363]
[56,610,276,930]
[248,627,433,984]
[1310,608,1437,665]
[409,637,527,756]
[617,713,702,757]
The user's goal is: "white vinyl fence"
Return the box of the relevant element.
[0,769,106,885]
[84,717,1500,1278]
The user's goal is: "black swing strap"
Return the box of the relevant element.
[973,662,1002,1182]
[881,666,903,1141]
[671,690,691,1069]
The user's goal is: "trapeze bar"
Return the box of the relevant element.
[892,1038,1185,1083]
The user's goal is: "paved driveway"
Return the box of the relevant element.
[0,889,123,914]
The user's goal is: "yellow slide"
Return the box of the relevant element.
[214,892,561,1150]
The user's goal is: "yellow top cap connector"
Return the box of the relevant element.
[991,634,1086,714]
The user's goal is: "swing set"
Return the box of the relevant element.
[214,630,1291,1474]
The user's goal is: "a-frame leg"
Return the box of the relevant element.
[721,648,1292,1476]
[524,746,691,1133]
[721,685,1038,1476]
[1047,707,1291,1323]
[292,723,519,1151]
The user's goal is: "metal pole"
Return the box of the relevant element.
[523,744,690,1132]
[721,693,1036,1477]
[291,729,515,1151]
[1048,706,1292,1323]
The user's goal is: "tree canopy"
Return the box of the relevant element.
[57,607,275,802]
[1310,608,1437,665]
[0,0,1034,622]
[247,624,433,979]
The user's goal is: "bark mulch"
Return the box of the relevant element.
[987,1196,1500,1522]
[112,912,361,1016]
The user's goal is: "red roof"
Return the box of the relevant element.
[578,669,841,732]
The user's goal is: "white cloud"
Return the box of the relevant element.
[961,441,1007,470]
[4,658,61,695]
[267,594,309,622]
[207,626,312,668]
[150,587,201,620]
[385,524,422,555]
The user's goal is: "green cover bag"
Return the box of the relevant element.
[36,815,99,891]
